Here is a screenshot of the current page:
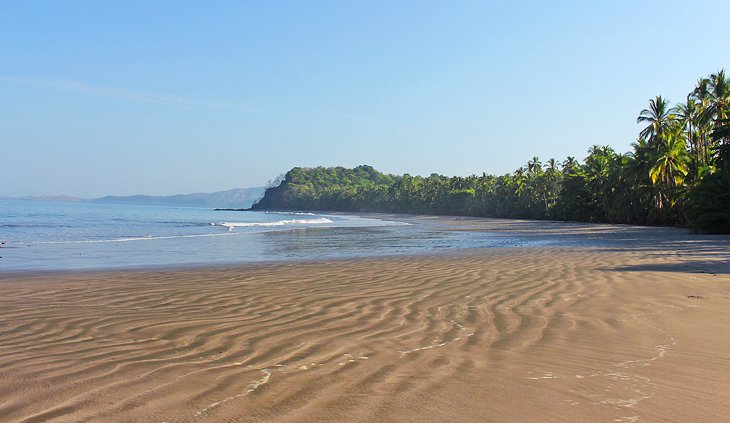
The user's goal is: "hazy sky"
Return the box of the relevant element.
[2,1,729,197]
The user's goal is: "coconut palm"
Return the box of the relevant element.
[691,78,714,164]
[710,70,730,112]
[708,70,730,145]
[637,96,675,144]
[544,158,559,174]
[513,167,527,196]
[536,158,562,218]
[693,78,711,102]
[583,146,615,220]
[527,156,542,175]
[649,125,690,211]
[561,156,579,176]
[676,99,697,157]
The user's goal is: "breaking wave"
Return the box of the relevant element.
[213,217,333,231]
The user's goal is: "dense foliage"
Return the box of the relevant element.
[253,70,730,233]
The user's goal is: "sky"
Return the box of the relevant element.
[1,0,729,197]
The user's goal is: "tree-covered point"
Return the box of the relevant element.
[252,70,730,233]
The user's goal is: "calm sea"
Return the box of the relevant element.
[0,200,518,271]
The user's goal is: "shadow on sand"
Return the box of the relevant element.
[419,216,730,275]
[608,260,730,275]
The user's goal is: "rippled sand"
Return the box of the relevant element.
[2,220,730,422]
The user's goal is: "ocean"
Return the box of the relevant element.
[0,199,519,271]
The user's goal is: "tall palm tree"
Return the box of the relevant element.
[693,77,711,102]
[513,167,527,197]
[710,70,729,112]
[637,96,675,144]
[527,156,542,175]
[538,158,561,218]
[692,78,714,164]
[708,70,730,145]
[584,146,614,220]
[630,137,653,184]
[675,98,697,158]
[649,125,690,211]
[544,158,559,175]
[608,152,636,222]
[562,156,579,176]
[675,97,707,179]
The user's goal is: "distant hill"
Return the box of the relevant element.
[0,195,85,202]
[90,187,266,208]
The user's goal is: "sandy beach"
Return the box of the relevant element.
[1,218,730,422]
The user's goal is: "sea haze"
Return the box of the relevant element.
[89,187,266,208]
[0,200,523,271]
[1,187,267,209]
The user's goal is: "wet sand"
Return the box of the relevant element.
[1,219,730,422]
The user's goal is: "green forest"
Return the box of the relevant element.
[253,70,730,233]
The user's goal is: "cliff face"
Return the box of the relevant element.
[250,184,290,210]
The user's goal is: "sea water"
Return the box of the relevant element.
[0,199,514,271]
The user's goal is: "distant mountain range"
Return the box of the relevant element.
[2,187,266,209]
[1,195,85,203]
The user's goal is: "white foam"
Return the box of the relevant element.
[215,217,333,230]
[265,211,317,216]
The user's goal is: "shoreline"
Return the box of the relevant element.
[1,239,730,421]
[5,211,726,275]
[1,245,548,281]
[0,241,540,279]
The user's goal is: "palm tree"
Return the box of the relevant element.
[544,158,559,175]
[538,158,562,218]
[561,156,579,176]
[583,146,615,220]
[637,96,675,144]
[607,152,636,222]
[649,125,690,211]
[527,156,542,175]
[692,78,714,164]
[710,70,729,113]
[693,77,711,103]
[708,70,730,145]
[513,167,527,197]
[676,98,697,159]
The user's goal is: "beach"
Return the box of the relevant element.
[1,218,730,422]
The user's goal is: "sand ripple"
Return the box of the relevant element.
[1,243,730,422]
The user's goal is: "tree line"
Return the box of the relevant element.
[253,70,730,233]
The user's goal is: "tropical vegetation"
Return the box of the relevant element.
[253,70,730,233]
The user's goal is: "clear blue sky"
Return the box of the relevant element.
[1,1,728,197]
